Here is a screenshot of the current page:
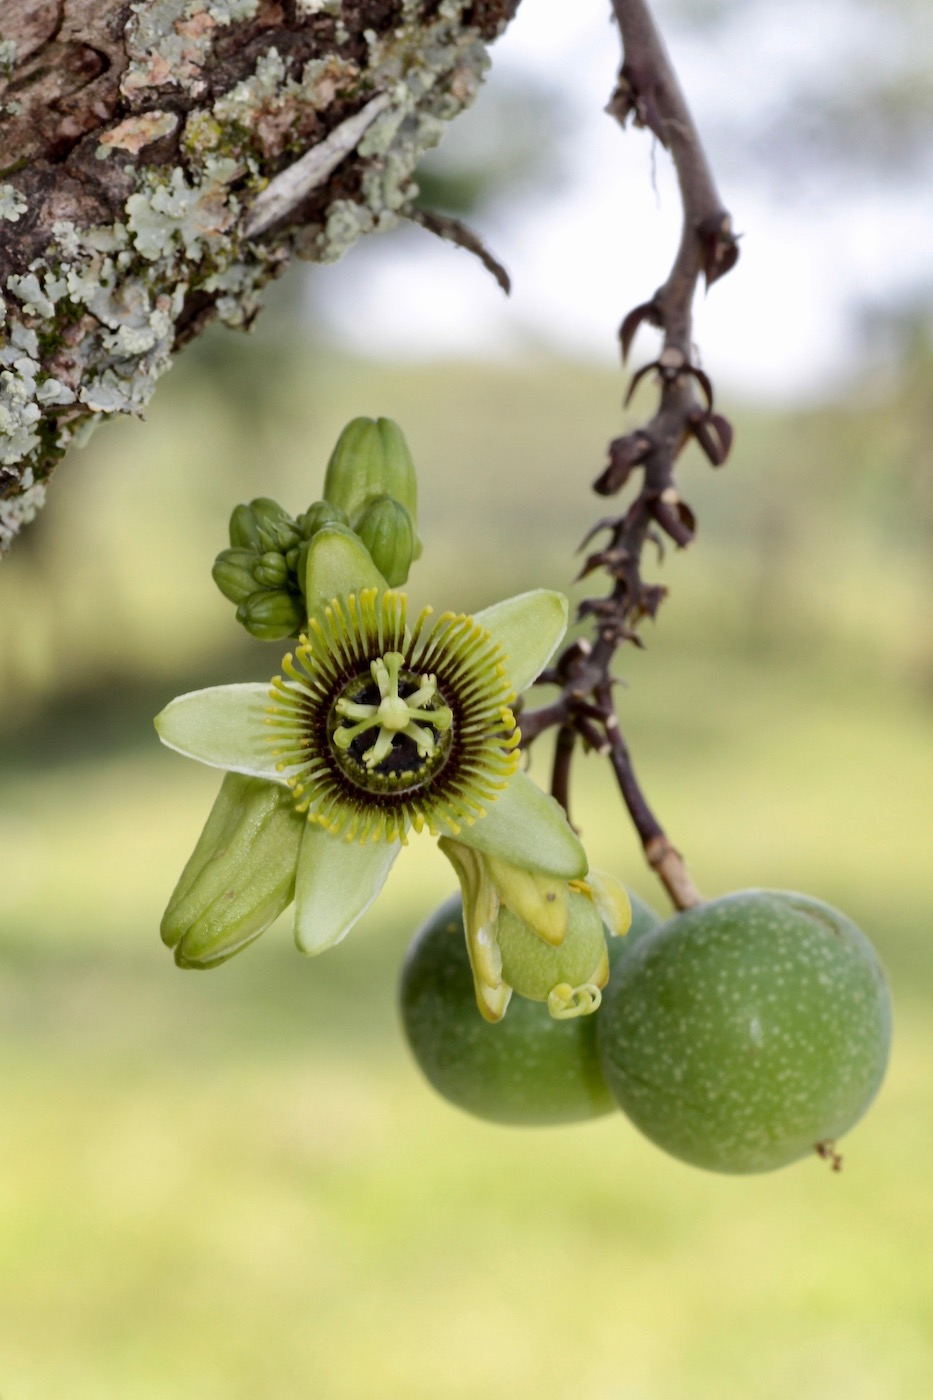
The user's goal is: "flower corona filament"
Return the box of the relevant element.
[264,589,520,844]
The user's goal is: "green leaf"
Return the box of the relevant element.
[293,825,401,955]
[455,770,587,878]
[302,524,388,616]
[154,684,289,780]
[471,590,568,693]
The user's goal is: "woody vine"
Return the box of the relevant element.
[518,0,738,911]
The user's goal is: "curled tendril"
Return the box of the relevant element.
[547,982,604,1021]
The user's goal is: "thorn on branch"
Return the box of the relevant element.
[577,547,629,582]
[593,431,653,495]
[407,207,511,295]
[578,516,618,551]
[623,349,713,409]
[619,296,664,362]
[688,407,734,466]
[651,489,696,547]
[575,715,612,757]
[697,212,740,288]
[606,65,668,146]
[646,527,665,562]
[637,583,668,620]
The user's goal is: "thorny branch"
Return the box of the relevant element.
[518,0,739,912]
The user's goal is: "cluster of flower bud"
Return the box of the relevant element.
[322,416,422,587]
[212,418,423,640]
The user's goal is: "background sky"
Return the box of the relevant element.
[313,0,932,402]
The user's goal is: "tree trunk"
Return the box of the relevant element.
[0,0,519,552]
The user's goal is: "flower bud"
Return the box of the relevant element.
[235,588,304,641]
[161,772,303,968]
[212,548,261,604]
[372,418,419,525]
[296,500,348,539]
[248,497,301,553]
[253,550,289,588]
[228,503,263,550]
[496,888,610,1019]
[322,418,422,561]
[354,494,419,587]
[321,418,383,520]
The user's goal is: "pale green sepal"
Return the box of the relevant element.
[438,838,511,1023]
[155,684,291,781]
[162,772,303,968]
[471,590,568,694]
[302,524,388,616]
[587,870,632,938]
[293,824,401,955]
[455,770,587,879]
[485,855,569,947]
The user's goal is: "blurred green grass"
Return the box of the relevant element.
[1,323,932,1397]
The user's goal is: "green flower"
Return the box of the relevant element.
[438,840,631,1022]
[155,528,585,967]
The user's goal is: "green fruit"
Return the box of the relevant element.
[597,890,892,1173]
[399,892,660,1126]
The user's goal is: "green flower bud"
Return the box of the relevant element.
[497,887,611,1020]
[322,418,422,561]
[249,497,301,553]
[297,500,349,540]
[161,772,303,968]
[235,588,305,641]
[228,503,263,550]
[321,418,382,520]
[253,550,289,588]
[354,494,418,588]
[372,418,419,524]
[212,548,261,605]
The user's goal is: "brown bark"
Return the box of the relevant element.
[0,0,519,551]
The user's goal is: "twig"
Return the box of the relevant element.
[244,94,391,238]
[520,0,738,912]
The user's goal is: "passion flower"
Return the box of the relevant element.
[155,528,586,964]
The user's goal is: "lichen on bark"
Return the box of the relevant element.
[0,0,519,552]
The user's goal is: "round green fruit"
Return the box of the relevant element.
[597,889,892,1173]
[399,891,661,1125]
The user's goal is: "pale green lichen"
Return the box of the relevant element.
[0,466,45,551]
[296,0,341,17]
[0,325,45,467]
[1,0,507,551]
[126,159,241,261]
[0,185,27,222]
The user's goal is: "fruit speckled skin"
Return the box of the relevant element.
[399,891,660,1126]
[597,890,892,1173]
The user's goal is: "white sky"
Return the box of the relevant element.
[312,0,932,403]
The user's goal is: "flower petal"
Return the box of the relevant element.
[293,824,401,955]
[471,590,568,694]
[155,684,289,781]
[456,770,587,878]
[304,524,388,616]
